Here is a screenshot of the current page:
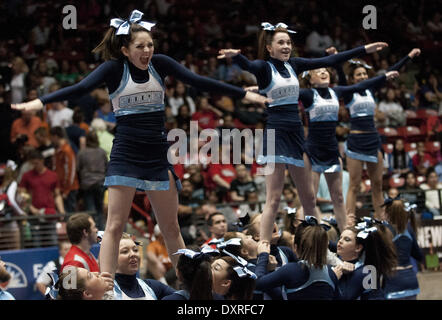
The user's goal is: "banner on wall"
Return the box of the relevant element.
[0,244,100,300]
[416,218,442,265]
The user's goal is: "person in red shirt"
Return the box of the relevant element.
[19,149,65,247]
[61,213,99,273]
[10,110,42,148]
[412,141,437,176]
[50,126,80,213]
[202,212,228,249]
[191,96,222,130]
[19,149,65,215]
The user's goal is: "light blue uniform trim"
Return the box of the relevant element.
[149,63,165,90]
[307,88,339,122]
[312,163,342,173]
[393,229,412,242]
[175,290,190,300]
[109,62,130,100]
[104,175,170,191]
[386,288,420,300]
[344,141,378,163]
[115,104,165,116]
[346,90,376,118]
[114,278,158,300]
[0,290,15,300]
[285,261,335,294]
[257,155,305,167]
[259,61,299,108]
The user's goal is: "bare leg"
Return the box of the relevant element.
[259,163,286,243]
[99,185,136,277]
[146,171,185,269]
[287,153,321,218]
[366,152,385,220]
[346,156,363,221]
[324,171,346,232]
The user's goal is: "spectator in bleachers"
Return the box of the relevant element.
[167,81,196,116]
[94,98,116,131]
[77,130,108,230]
[10,56,28,104]
[387,138,412,176]
[175,104,192,134]
[19,149,65,247]
[202,212,228,248]
[34,126,55,170]
[419,73,442,111]
[399,172,425,206]
[411,141,438,176]
[90,118,114,160]
[419,169,442,217]
[47,100,73,128]
[229,164,257,202]
[31,16,51,53]
[0,160,26,250]
[61,213,99,273]
[10,110,42,148]
[147,225,173,274]
[191,96,222,130]
[50,126,79,213]
[55,59,79,87]
[378,88,406,127]
[65,107,87,153]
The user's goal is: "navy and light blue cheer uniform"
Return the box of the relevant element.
[300,75,388,173]
[113,273,175,300]
[337,257,385,300]
[161,290,224,300]
[339,55,412,163]
[232,46,367,167]
[40,55,247,191]
[254,252,340,300]
[383,222,423,299]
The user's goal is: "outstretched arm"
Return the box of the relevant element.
[387,48,421,72]
[334,71,399,98]
[293,42,388,74]
[154,54,270,105]
[11,61,118,111]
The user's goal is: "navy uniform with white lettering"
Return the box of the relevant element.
[300,74,391,173]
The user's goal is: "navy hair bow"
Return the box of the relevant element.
[217,238,242,250]
[300,216,331,231]
[381,195,402,207]
[173,246,220,259]
[222,250,257,280]
[261,22,296,33]
[348,59,372,69]
[110,10,156,35]
[44,271,59,300]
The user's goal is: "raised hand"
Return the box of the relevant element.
[408,48,421,59]
[11,99,44,111]
[325,46,338,55]
[364,42,388,54]
[385,71,399,80]
[257,240,271,255]
[217,49,241,59]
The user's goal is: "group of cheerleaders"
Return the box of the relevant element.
[13,10,423,300]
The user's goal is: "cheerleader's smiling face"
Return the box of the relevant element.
[352,67,369,83]
[267,32,292,62]
[337,229,363,262]
[121,31,154,70]
[309,68,330,88]
[116,238,140,275]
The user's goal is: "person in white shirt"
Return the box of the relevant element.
[47,100,73,128]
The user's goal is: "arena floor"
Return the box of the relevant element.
[417,271,442,300]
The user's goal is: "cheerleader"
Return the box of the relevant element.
[113,233,175,300]
[218,22,388,243]
[161,246,221,300]
[11,9,269,293]
[255,220,342,300]
[339,48,421,220]
[383,199,423,300]
[299,68,400,231]
[336,217,397,299]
